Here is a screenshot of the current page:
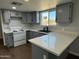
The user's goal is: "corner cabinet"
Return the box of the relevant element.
[56,2,73,25]
[3,10,11,24]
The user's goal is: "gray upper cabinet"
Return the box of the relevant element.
[3,10,22,24]
[22,12,32,23]
[22,12,27,24]
[3,10,10,24]
[10,11,22,17]
[31,12,40,24]
[56,2,73,25]
[22,11,40,24]
[26,12,33,23]
[3,10,40,24]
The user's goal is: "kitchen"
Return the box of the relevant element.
[0,0,79,59]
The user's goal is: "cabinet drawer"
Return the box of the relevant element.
[14,40,26,47]
[13,32,26,41]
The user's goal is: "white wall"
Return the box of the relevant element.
[0,10,2,39]
[49,0,79,32]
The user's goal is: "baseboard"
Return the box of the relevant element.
[69,51,79,57]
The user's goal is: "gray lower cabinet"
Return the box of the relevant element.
[32,45,58,59]
[5,33,14,47]
[69,37,79,56]
[32,45,48,59]
[32,45,69,59]
[26,31,46,41]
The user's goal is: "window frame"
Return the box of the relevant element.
[39,8,56,26]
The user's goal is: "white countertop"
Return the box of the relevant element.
[4,29,29,33]
[29,31,79,56]
[4,29,49,34]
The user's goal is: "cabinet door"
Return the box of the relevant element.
[5,33,14,47]
[3,10,10,24]
[26,12,32,23]
[22,12,32,23]
[22,12,40,24]
[30,31,38,39]
[56,3,72,25]
[26,31,46,41]
[69,37,79,55]
[32,45,48,59]
[32,12,40,24]
[26,31,31,40]
[22,12,27,23]
[32,12,36,23]
[31,31,46,38]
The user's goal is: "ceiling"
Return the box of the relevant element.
[0,0,72,11]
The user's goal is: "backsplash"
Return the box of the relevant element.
[29,24,44,30]
[3,18,30,31]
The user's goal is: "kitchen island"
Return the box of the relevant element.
[29,31,78,59]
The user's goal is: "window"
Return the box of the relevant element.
[40,9,56,26]
[40,11,49,26]
[49,10,56,25]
